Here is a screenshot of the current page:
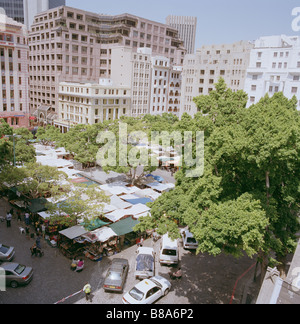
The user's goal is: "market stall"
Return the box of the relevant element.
[80,226,118,261]
[109,216,140,247]
[59,225,88,259]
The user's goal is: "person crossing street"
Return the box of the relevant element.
[83,283,92,302]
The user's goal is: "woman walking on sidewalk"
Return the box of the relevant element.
[6,211,12,228]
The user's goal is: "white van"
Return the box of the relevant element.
[159,234,179,265]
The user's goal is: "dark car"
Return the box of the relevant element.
[0,263,33,288]
[0,244,15,262]
[103,258,129,293]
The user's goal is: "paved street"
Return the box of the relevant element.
[0,199,260,305]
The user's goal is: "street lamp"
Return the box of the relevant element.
[4,134,21,167]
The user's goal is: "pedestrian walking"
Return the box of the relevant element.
[83,283,91,301]
[6,212,12,228]
[25,212,30,225]
[17,210,22,222]
[41,223,46,238]
[36,235,41,250]
[30,244,37,257]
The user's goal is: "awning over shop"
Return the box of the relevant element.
[81,218,109,231]
[28,198,48,213]
[134,188,162,200]
[109,216,140,236]
[59,225,88,240]
[110,195,133,209]
[145,182,175,193]
[100,183,139,196]
[105,203,151,223]
[82,226,117,243]
[122,196,152,205]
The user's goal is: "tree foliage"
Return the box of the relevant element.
[136,78,300,275]
[46,184,110,227]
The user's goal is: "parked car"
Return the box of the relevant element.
[103,258,129,293]
[122,276,171,304]
[0,263,33,288]
[180,228,198,250]
[159,234,179,265]
[135,247,155,280]
[0,244,15,262]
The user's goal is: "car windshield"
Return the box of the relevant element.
[0,244,9,254]
[136,254,154,271]
[14,264,26,275]
[129,287,144,301]
[162,249,177,256]
[187,237,197,244]
[107,271,121,281]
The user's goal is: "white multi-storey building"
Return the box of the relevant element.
[180,40,254,117]
[131,48,152,117]
[168,66,182,116]
[56,79,131,132]
[244,35,300,109]
[150,56,170,115]
[108,46,182,118]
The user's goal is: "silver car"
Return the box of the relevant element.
[0,244,15,262]
[103,258,129,293]
[0,263,33,288]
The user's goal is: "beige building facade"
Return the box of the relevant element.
[180,40,254,117]
[0,13,30,128]
[56,79,131,132]
[28,5,186,121]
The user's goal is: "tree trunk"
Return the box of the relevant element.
[276,254,287,280]
[258,251,269,284]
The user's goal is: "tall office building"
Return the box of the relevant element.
[166,15,197,54]
[0,0,65,28]
[0,0,24,24]
[28,5,186,123]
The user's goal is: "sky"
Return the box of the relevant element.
[67,0,300,49]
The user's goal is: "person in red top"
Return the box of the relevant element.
[75,259,84,272]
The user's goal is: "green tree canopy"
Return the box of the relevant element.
[137,79,300,277]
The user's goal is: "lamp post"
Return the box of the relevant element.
[4,134,21,167]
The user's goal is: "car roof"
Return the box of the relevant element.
[184,230,194,238]
[112,258,128,265]
[134,278,157,292]
[1,263,19,271]
[137,247,154,255]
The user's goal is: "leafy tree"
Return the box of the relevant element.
[138,79,300,278]
[8,162,70,199]
[58,124,101,168]
[36,125,63,145]
[46,184,110,227]
[0,120,36,167]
